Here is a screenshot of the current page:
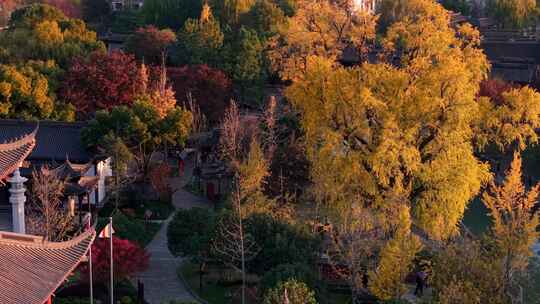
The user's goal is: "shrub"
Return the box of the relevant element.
[168,208,217,259]
[263,279,317,304]
[82,236,149,282]
[244,213,321,275]
[97,212,158,246]
[259,263,318,295]
[54,297,90,304]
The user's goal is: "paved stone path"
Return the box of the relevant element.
[137,158,210,304]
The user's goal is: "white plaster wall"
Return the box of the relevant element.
[84,165,97,205]
[97,158,113,204]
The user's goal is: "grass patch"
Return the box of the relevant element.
[179,261,234,304]
[97,211,161,247]
[132,200,175,220]
[179,261,351,304]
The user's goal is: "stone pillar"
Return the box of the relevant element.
[8,166,27,234]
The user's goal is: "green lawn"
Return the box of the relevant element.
[97,211,161,247]
[179,262,244,304]
[133,200,175,220]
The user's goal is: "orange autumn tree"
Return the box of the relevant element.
[150,162,173,201]
[138,62,177,119]
[482,153,540,302]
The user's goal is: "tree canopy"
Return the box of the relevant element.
[141,0,203,30]
[0,61,74,120]
[487,0,538,28]
[268,0,378,81]
[175,4,224,66]
[61,50,144,115]
[283,0,540,240]
[0,4,104,67]
[81,100,192,178]
[125,26,177,64]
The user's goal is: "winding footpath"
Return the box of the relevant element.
[136,162,210,304]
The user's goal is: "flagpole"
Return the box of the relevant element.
[88,201,94,304]
[109,216,114,304]
[89,244,94,304]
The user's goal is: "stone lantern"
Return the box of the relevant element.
[8,166,27,234]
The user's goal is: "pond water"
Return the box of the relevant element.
[462,197,491,235]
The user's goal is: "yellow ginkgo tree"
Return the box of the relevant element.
[483,153,540,302]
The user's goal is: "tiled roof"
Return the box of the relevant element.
[65,176,100,196]
[0,229,95,304]
[0,126,37,181]
[51,159,93,180]
[0,120,93,163]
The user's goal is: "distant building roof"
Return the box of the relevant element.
[0,229,95,304]
[0,120,93,163]
[51,159,93,180]
[0,126,36,181]
[491,62,535,83]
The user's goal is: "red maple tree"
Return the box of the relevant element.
[479,78,517,105]
[41,0,82,18]
[125,26,177,65]
[168,65,232,124]
[81,236,150,282]
[150,162,173,201]
[61,50,144,115]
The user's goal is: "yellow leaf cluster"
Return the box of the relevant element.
[268,0,377,81]
[284,0,503,240]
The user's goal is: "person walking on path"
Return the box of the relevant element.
[414,270,427,297]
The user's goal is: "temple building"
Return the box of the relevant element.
[110,0,144,11]
[353,0,379,13]
[0,229,95,304]
[0,123,96,304]
[0,120,112,232]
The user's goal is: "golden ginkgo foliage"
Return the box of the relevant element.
[483,153,540,298]
[268,0,378,81]
[285,0,528,240]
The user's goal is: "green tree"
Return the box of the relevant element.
[0,62,73,120]
[81,0,110,23]
[222,27,265,104]
[240,0,286,39]
[440,0,472,15]
[110,9,144,34]
[262,279,317,304]
[210,0,255,26]
[259,263,317,295]
[141,0,203,30]
[82,100,192,180]
[0,4,104,67]
[244,213,320,275]
[175,3,224,66]
[168,207,217,291]
[487,0,538,28]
